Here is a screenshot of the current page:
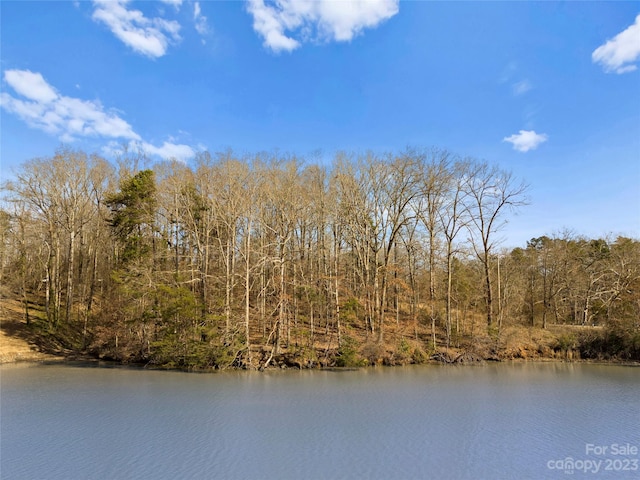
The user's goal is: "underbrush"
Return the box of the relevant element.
[576,328,640,361]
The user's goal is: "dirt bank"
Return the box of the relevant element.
[0,300,64,364]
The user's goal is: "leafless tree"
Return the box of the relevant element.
[464,162,529,329]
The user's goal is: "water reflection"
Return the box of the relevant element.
[2,363,639,479]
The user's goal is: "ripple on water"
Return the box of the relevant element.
[1,363,639,480]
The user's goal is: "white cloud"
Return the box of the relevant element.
[160,0,183,9]
[503,130,548,153]
[92,0,181,58]
[104,139,195,162]
[1,69,140,142]
[194,1,209,36]
[512,79,532,96]
[592,14,640,74]
[4,70,58,103]
[246,0,399,53]
[140,141,195,162]
[1,69,194,162]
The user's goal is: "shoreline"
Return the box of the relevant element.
[3,313,638,370]
[0,349,67,365]
[2,351,638,369]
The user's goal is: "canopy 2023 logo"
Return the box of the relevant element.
[547,443,638,475]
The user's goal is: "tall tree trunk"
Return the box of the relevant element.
[244,219,252,368]
[484,250,493,328]
[446,250,454,349]
[19,217,30,325]
[84,244,99,350]
[276,241,286,354]
[394,242,400,330]
[54,232,62,329]
[375,265,384,342]
[66,227,76,323]
[225,231,233,336]
[22,255,29,325]
[334,231,341,347]
[45,240,52,326]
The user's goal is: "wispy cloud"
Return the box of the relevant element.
[193,1,209,37]
[522,104,541,130]
[246,0,399,53]
[512,79,532,96]
[141,141,195,161]
[1,69,194,162]
[500,63,532,96]
[499,61,517,84]
[503,130,548,153]
[160,0,183,10]
[103,139,196,163]
[92,0,181,58]
[592,14,640,74]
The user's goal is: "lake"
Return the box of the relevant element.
[1,362,639,479]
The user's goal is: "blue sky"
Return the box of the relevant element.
[1,1,639,247]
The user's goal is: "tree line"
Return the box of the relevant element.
[1,147,638,368]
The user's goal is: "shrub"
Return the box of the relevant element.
[393,338,413,365]
[553,333,576,353]
[336,335,366,367]
[360,341,386,366]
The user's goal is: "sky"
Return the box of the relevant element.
[1,0,639,247]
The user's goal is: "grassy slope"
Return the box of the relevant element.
[0,295,63,363]
[1,285,631,367]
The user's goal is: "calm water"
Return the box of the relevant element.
[1,362,639,479]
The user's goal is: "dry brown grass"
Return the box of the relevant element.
[498,325,558,359]
[0,296,61,364]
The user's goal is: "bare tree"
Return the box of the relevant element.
[438,159,471,348]
[464,162,529,329]
[415,149,452,348]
